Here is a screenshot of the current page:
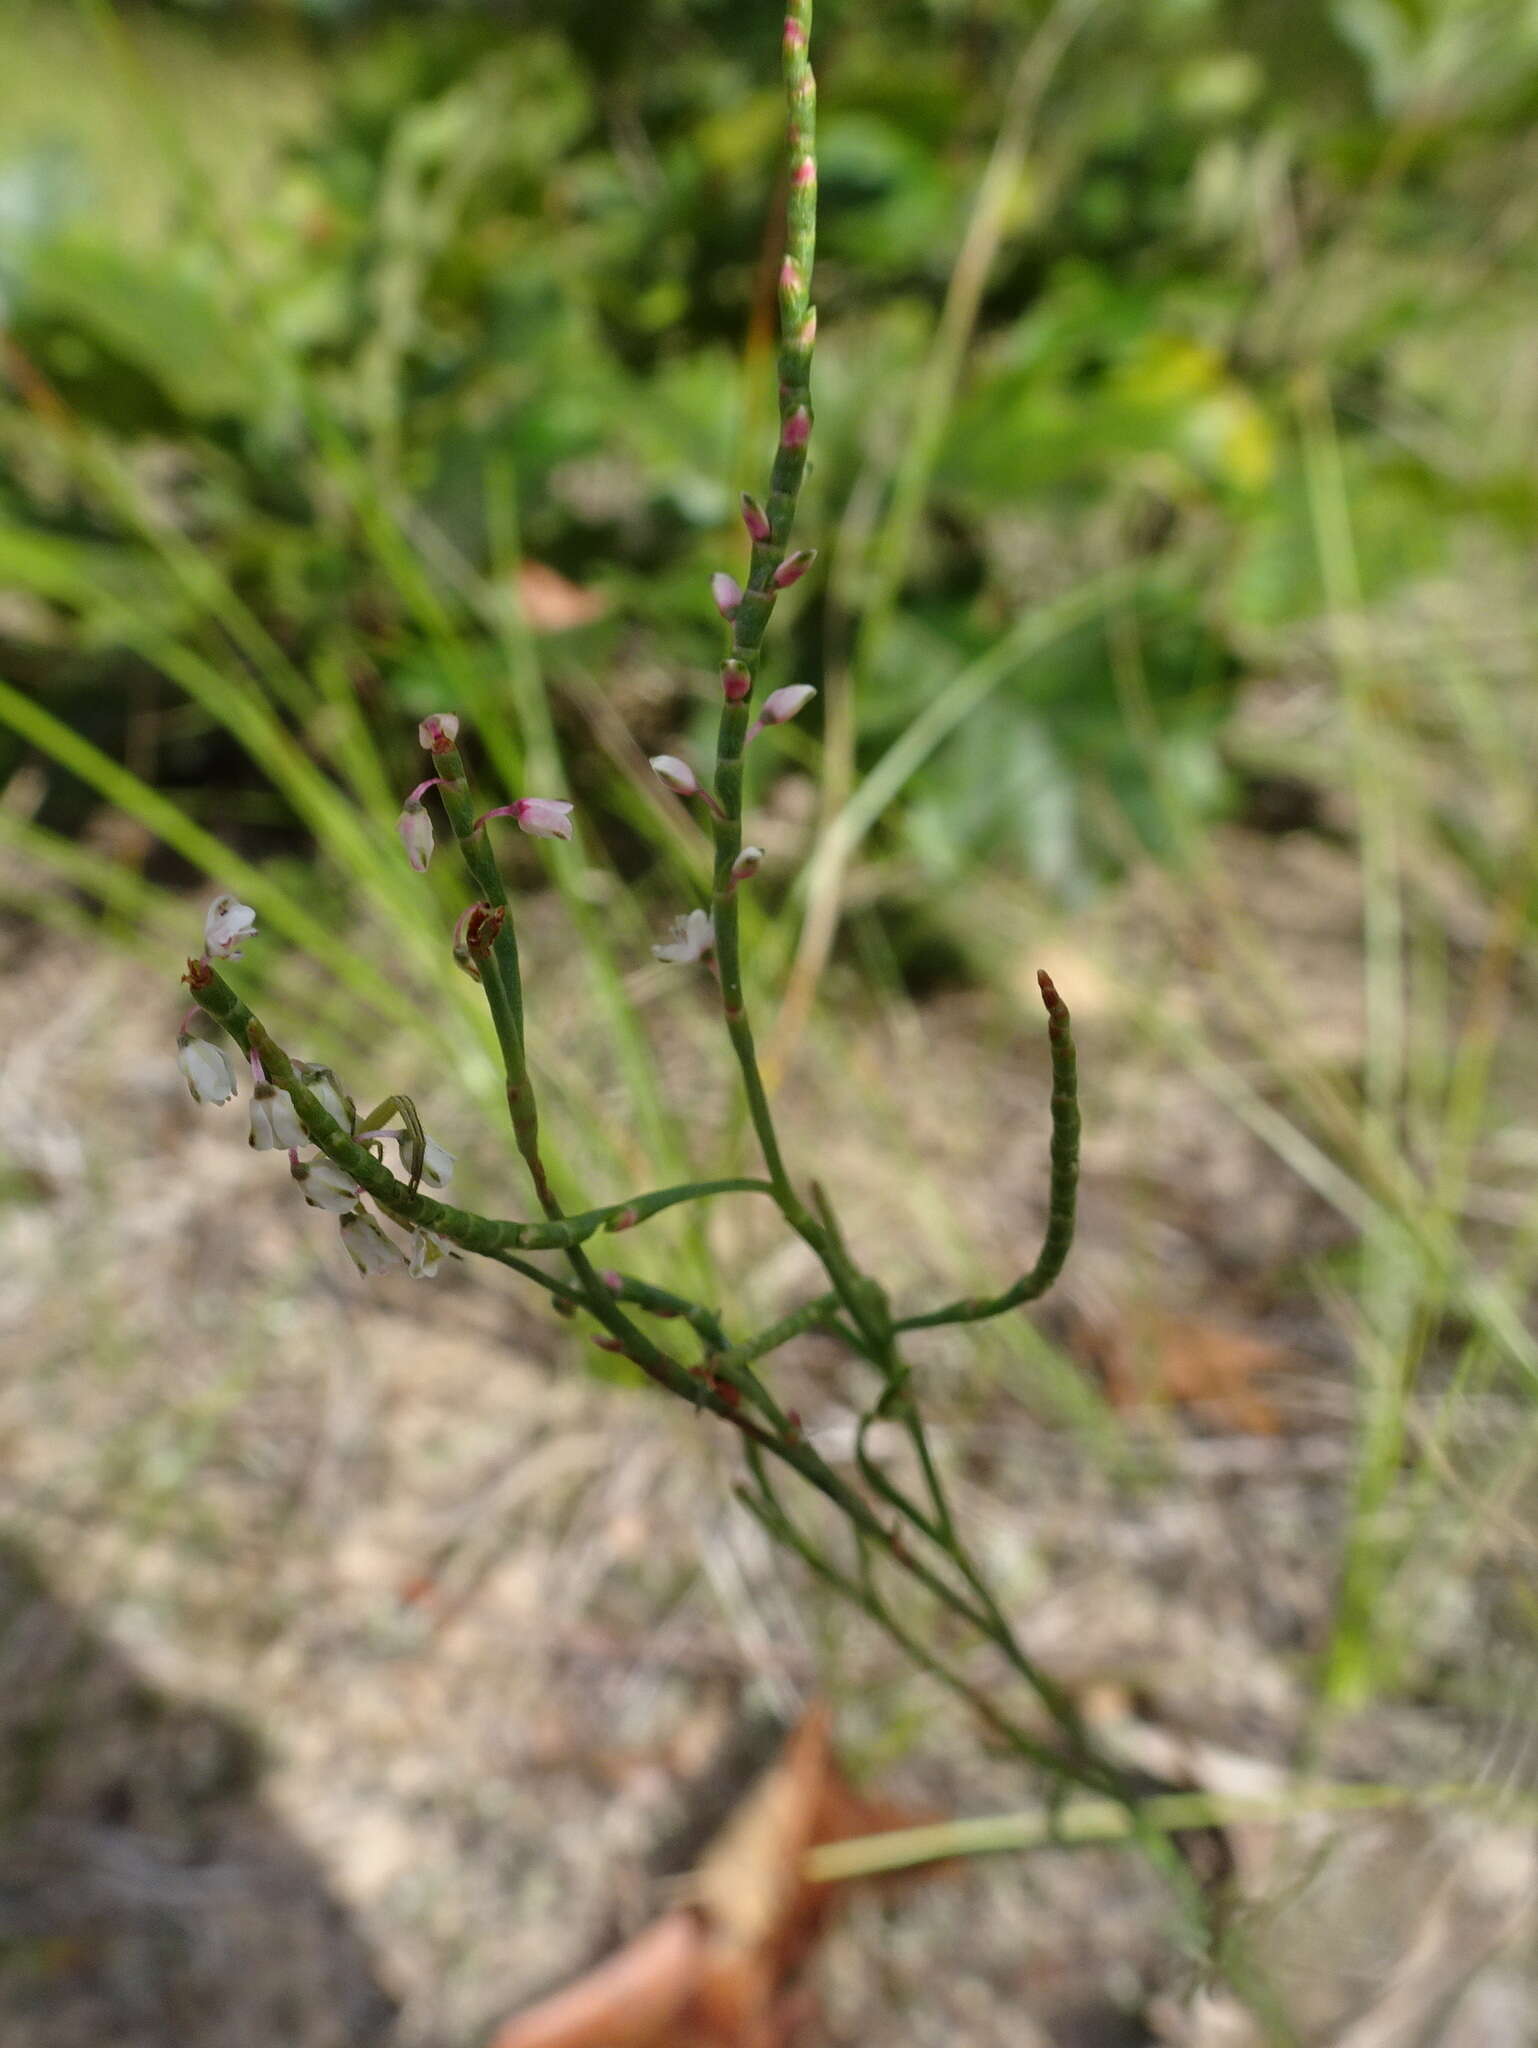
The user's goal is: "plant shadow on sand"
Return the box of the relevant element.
[0,1536,396,2048]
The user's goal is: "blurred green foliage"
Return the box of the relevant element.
[3,0,1538,925]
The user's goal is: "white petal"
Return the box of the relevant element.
[204,894,258,959]
[178,1037,237,1106]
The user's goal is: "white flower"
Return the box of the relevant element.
[730,845,765,883]
[340,1209,406,1276]
[418,713,459,751]
[294,1063,353,1133]
[249,1082,307,1152]
[291,1158,360,1213]
[203,894,258,960]
[407,1229,450,1279]
[178,1034,237,1106]
[397,799,435,872]
[652,908,714,965]
[711,572,744,620]
[389,1130,454,1189]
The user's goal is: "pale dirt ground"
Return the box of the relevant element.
[2,817,1536,2047]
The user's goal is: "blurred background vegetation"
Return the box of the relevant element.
[5,2,1538,2028]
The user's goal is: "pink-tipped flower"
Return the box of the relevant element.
[177,1031,237,1107]
[730,845,765,885]
[781,407,811,450]
[340,1208,405,1277]
[418,713,459,753]
[652,908,714,965]
[397,798,434,872]
[792,157,816,188]
[773,549,817,590]
[203,894,257,960]
[746,683,817,745]
[779,258,801,299]
[711,572,744,621]
[722,659,752,703]
[650,754,701,798]
[475,798,575,841]
[740,493,771,544]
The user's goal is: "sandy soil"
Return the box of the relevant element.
[2,820,1535,2046]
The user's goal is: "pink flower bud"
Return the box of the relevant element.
[417,713,460,753]
[203,894,257,961]
[746,683,817,744]
[649,754,700,798]
[792,158,816,188]
[781,407,811,449]
[740,493,771,543]
[784,17,807,51]
[773,549,817,589]
[722,659,752,702]
[711,572,744,621]
[798,310,817,352]
[396,798,434,872]
[730,845,765,884]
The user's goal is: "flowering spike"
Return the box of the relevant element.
[397,798,434,872]
[740,493,772,544]
[653,908,715,966]
[711,572,744,621]
[722,659,752,703]
[203,894,257,961]
[773,548,817,590]
[418,713,460,754]
[177,1032,237,1107]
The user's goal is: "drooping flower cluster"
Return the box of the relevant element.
[177,896,450,1281]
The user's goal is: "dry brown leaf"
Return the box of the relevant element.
[487,1707,935,2048]
[486,1911,704,2048]
[1077,1309,1294,1434]
[514,562,610,633]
